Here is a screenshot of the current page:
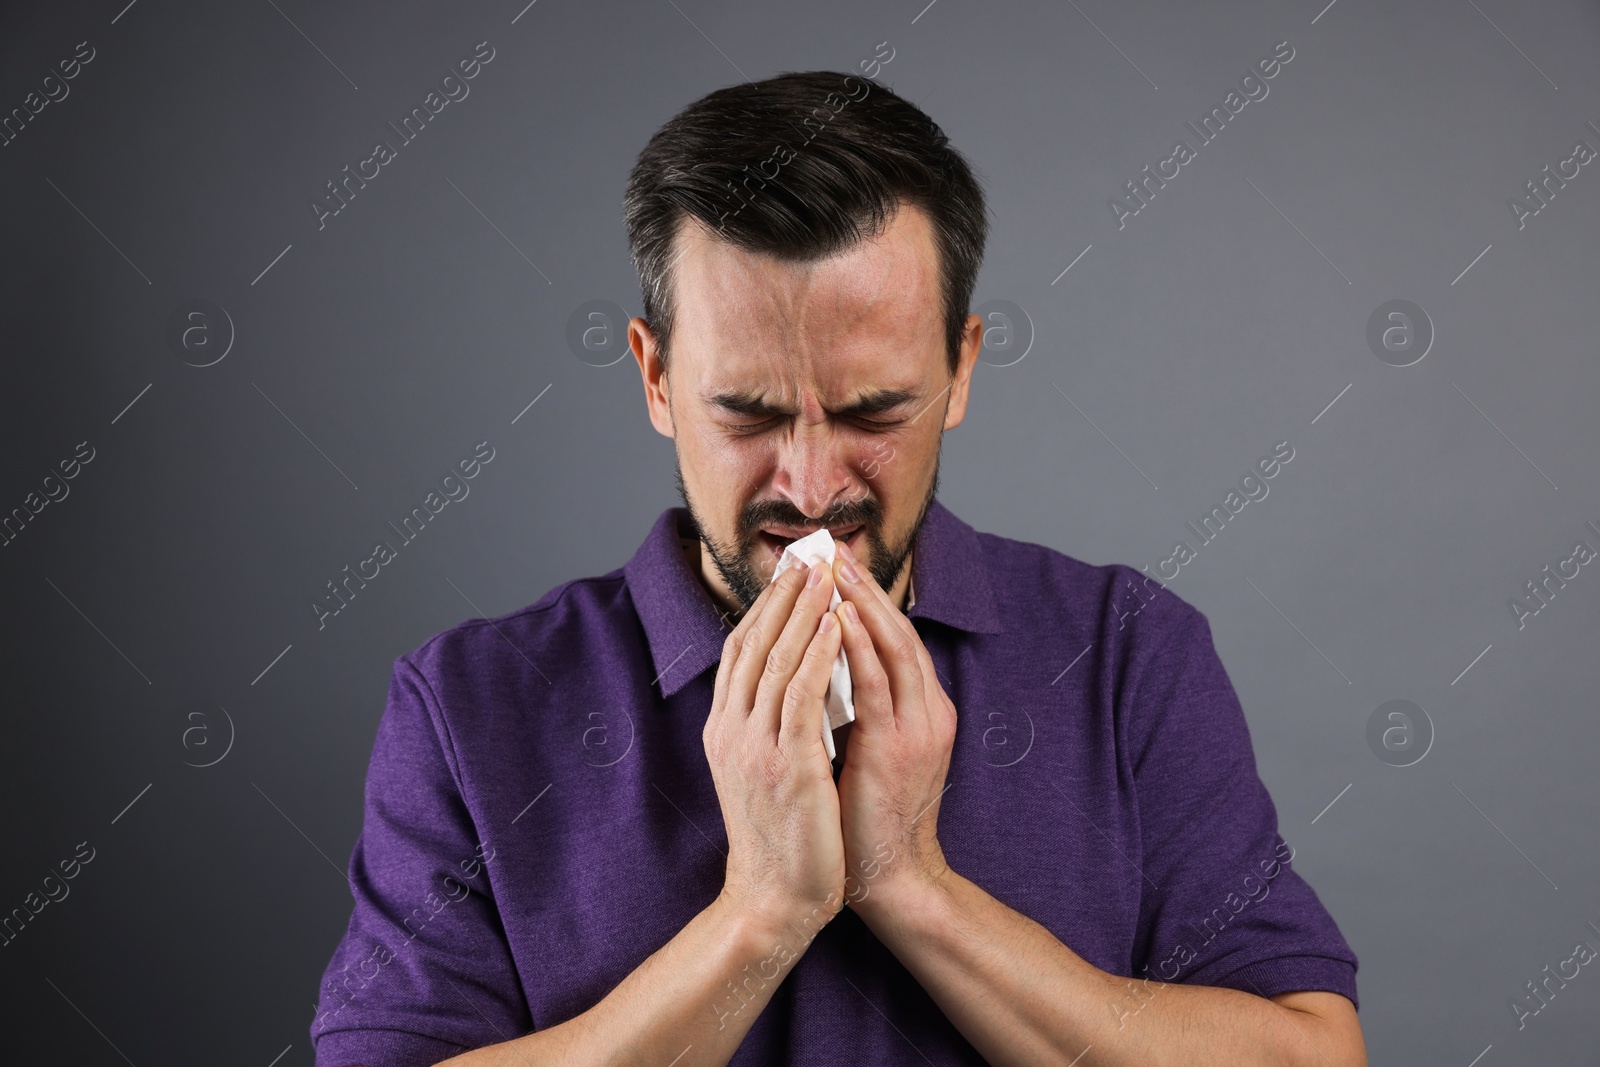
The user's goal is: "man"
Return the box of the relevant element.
[311,70,1366,1066]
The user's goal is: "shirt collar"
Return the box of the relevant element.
[623,498,1002,699]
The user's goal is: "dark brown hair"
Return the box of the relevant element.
[624,70,988,376]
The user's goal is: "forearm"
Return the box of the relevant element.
[857,871,1351,1067]
[438,892,827,1066]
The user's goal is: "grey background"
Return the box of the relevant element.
[2,0,1596,1062]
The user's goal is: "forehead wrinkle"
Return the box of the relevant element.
[701,257,836,409]
[677,209,943,418]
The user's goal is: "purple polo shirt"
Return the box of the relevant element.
[311,499,1358,1066]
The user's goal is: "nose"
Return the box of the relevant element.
[772,414,855,520]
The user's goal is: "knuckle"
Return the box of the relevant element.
[856,665,888,698]
[703,727,725,764]
[782,680,812,718]
[798,635,822,667]
[754,745,788,789]
[884,630,917,665]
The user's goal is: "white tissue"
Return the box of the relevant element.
[769,528,855,761]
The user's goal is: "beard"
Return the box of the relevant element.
[675,453,941,613]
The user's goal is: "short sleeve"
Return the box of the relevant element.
[1124,604,1360,1009]
[311,656,533,1066]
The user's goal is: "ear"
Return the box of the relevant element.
[942,312,982,431]
[630,317,675,439]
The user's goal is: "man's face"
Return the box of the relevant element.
[631,202,980,611]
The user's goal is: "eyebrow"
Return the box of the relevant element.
[704,387,922,420]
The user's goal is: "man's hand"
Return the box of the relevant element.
[818,541,1367,1067]
[829,538,958,913]
[704,557,848,932]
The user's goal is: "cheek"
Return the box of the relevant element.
[724,444,775,489]
[686,426,773,505]
[859,430,929,487]
[688,420,762,473]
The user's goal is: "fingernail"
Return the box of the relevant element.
[842,601,859,624]
[807,560,824,587]
[838,557,860,583]
[819,610,836,633]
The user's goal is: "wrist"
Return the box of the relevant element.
[715,886,843,949]
[851,863,957,934]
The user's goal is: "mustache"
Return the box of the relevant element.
[740,498,882,537]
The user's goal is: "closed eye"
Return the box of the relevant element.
[728,415,903,434]
[728,418,781,435]
[707,388,920,433]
